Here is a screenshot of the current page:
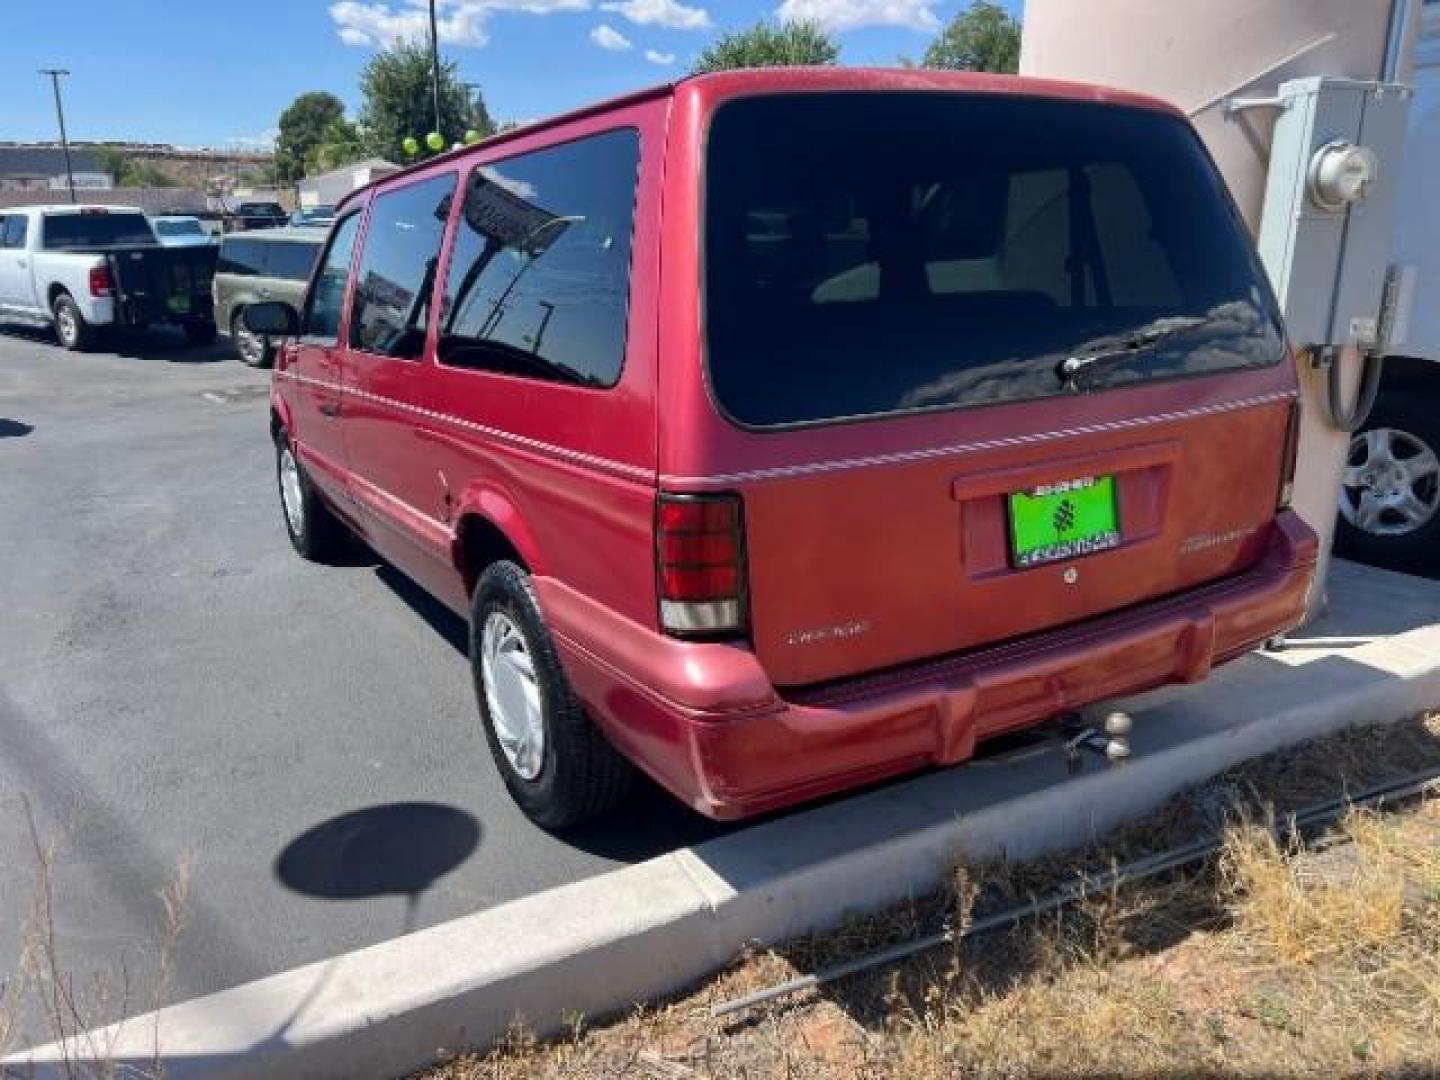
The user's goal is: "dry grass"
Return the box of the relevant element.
[1,797,186,1078]
[425,713,1440,1079]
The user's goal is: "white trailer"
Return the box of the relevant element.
[1022,0,1439,583]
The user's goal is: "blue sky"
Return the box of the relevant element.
[1,0,1021,149]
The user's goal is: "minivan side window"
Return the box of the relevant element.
[1,214,26,249]
[302,212,362,343]
[348,173,456,360]
[218,238,264,276]
[438,128,640,388]
[265,241,321,282]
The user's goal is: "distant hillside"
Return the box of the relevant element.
[0,141,279,191]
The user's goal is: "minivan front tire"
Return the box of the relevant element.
[470,561,632,828]
[275,433,346,561]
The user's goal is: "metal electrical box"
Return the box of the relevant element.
[1256,76,1413,348]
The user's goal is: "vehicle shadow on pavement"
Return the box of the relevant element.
[374,562,469,654]
[106,329,233,364]
[0,323,234,364]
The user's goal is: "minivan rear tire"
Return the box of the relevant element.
[275,432,346,561]
[470,561,633,828]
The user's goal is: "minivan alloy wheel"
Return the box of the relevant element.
[1340,426,1440,537]
[481,611,546,781]
[278,443,305,538]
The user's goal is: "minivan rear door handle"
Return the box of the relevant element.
[319,402,340,418]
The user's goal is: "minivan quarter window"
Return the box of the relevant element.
[348,172,457,360]
[302,212,362,343]
[439,128,640,388]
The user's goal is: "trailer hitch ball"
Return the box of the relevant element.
[1103,710,1133,762]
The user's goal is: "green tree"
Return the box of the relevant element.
[357,39,495,163]
[309,117,366,173]
[277,92,347,184]
[692,19,839,73]
[922,1,1022,74]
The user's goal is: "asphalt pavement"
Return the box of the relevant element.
[0,326,730,1048]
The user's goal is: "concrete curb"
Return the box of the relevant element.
[7,561,1439,1078]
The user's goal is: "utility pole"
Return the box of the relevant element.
[428,0,443,139]
[39,68,76,204]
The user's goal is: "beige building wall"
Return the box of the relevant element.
[1019,0,1410,233]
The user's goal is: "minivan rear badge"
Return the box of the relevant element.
[785,621,871,647]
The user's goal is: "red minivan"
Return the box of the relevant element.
[252,68,1316,827]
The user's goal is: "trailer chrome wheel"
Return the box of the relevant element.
[1340,426,1440,537]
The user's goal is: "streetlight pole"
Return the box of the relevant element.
[39,68,76,204]
[427,0,443,139]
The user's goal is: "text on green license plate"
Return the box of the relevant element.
[1008,475,1120,567]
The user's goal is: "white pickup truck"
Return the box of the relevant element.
[0,204,217,351]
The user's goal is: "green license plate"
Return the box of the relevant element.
[1008,475,1121,568]
[167,295,191,314]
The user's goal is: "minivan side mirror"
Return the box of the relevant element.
[243,301,300,337]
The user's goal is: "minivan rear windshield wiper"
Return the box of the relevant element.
[1056,316,1209,387]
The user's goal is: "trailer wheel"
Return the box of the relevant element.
[1335,390,1440,575]
[52,292,95,352]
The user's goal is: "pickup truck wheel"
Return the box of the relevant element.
[233,311,273,368]
[275,433,346,561]
[182,319,217,347]
[471,561,633,829]
[1335,390,1440,574]
[53,293,95,352]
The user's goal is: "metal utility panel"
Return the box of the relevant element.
[1256,77,1413,348]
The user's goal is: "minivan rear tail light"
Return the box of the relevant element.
[88,265,112,298]
[1277,399,1302,509]
[657,494,747,637]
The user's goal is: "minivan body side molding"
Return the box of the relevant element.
[660,390,1297,488]
[273,369,655,484]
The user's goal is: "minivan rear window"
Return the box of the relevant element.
[704,94,1284,428]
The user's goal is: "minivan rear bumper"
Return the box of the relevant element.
[541,510,1317,820]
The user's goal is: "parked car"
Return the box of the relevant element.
[288,205,336,228]
[151,215,215,248]
[214,228,323,367]
[250,69,1317,828]
[228,201,288,232]
[0,204,217,349]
